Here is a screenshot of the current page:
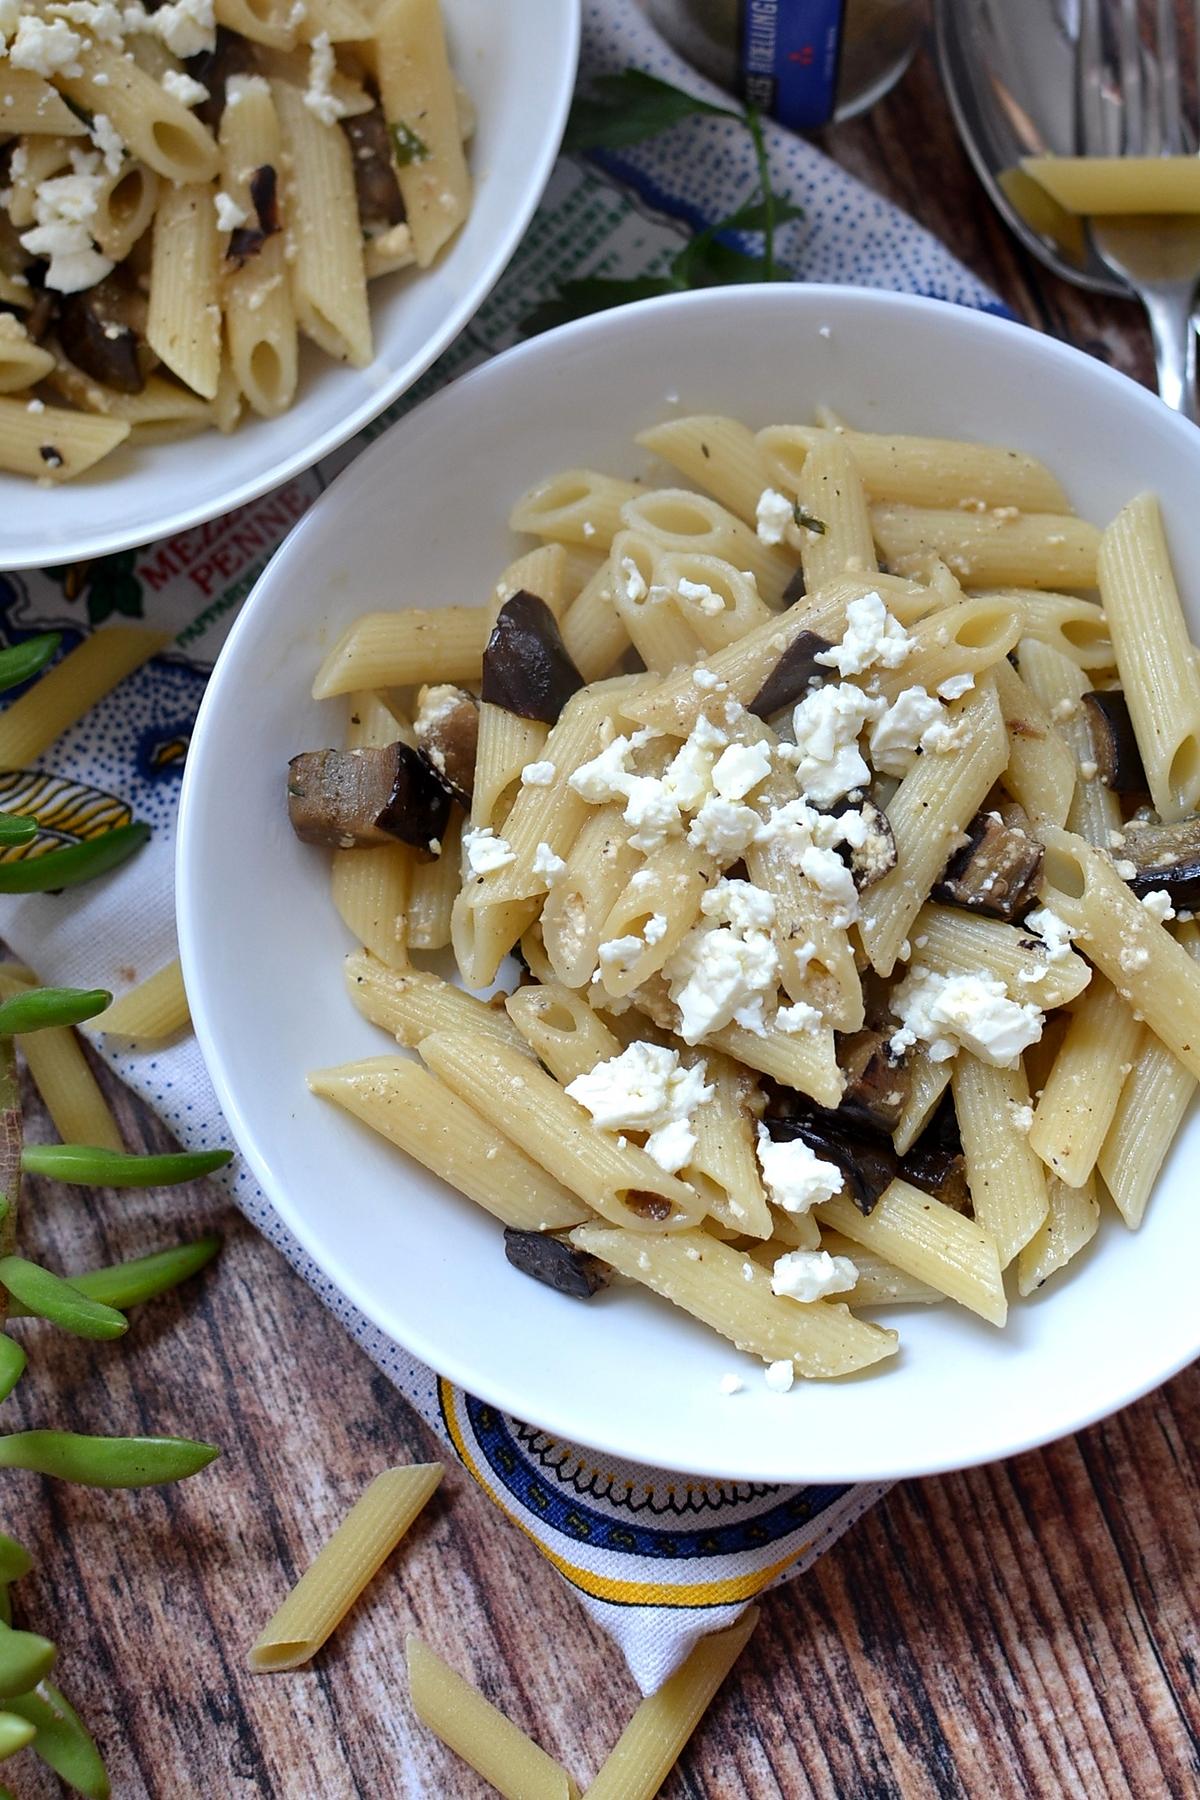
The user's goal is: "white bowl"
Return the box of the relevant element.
[178,285,1200,1483]
[0,0,579,571]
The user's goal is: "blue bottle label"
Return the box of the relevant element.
[739,0,846,130]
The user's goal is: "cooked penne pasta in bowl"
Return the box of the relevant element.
[178,286,1200,1483]
[0,0,579,565]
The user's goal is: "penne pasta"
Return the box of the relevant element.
[817,1181,1007,1326]
[146,180,222,401]
[310,1056,586,1230]
[251,1464,442,1670]
[637,414,773,523]
[0,399,129,481]
[1016,1173,1099,1297]
[871,503,1100,589]
[1027,975,1141,1188]
[406,1636,579,1800]
[0,627,167,769]
[584,1609,760,1800]
[93,958,191,1043]
[758,423,1070,512]
[344,952,534,1058]
[572,1226,897,1376]
[313,609,489,696]
[952,1055,1047,1267]
[273,79,371,367]
[374,0,472,268]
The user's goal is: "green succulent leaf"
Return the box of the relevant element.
[6,1681,109,1797]
[0,1338,25,1403]
[0,1258,127,1340]
[0,635,61,697]
[0,1431,218,1487]
[0,824,150,894]
[0,988,111,1037]
[20,1145,232,1188]
[0,816,37,849]
[0,1623,55,1699]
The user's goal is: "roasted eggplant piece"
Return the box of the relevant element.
[836,1028,911,1133]
[747,629,832,719]
[187,27,256,129]
[764,1109,898,1214]
[780,565,806,607]
[839,800,896,892]
[227,164,280,265]
[1081,689,1148,793]
[481,590,585,724]
[900,1141,970,1212]
[57,275,146,394]
[504,1228,609,1298]
[287,742,450,853]
[341,106,406,231]
[932,809,1043,921]
[413,683,478,808]
[1114,816,1200,907]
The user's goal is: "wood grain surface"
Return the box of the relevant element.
[4,26,1200,1800]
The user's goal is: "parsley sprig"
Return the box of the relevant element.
[526,70,802,332]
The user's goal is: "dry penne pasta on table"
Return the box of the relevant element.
[286,411,1200,1392]
[0,0,473,479]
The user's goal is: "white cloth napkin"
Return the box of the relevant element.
[0,0,1000,1694]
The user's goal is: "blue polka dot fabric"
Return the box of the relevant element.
[0,0,1001,1696]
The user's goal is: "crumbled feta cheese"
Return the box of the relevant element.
[799,843,858,929]
[1078,758,1098,780]
[1023,906,1076,962]
[889,966,1043,1067]
[815,592,911,677]
[937,672,975,701]
[9,14,82,75]
[771,1248,858,1304]
[660,714,726,812]
[161,67,209,106]
[532,842,566,885]
[1141,888,1175,924]
[664,880,778,1042]
[790,682,880,807]
[88,112,124,178]
[618,555,647,603]
[688,795,761,862]
[569,734,680,853]
[136,0,215,58]
[1006,1099,1034,1134]
[565,1041,712,1174]
[756,1123,843,1214]
[1113,859,1138,880]
[596,934,644,979]
[692,667,722,690]
[718,1372,745,1395]
[304,30,347,125]
[462,826,515,875]
[18,154,113,293]
[764,1358,795,1393]
[214,190,248,232]
[775,999,821,1034]
[676,576,724,615]
[26,397,44,415]
[1120,944,1150,973]
[642,912,668,946]
[755,487,794,546]
[868,685,947,776]
[521,759,556,786]
[711,740,771,802]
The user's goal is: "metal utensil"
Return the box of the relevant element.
[935,0,1200,419]
[934,0,1126,298]
[1077,0,1200,419]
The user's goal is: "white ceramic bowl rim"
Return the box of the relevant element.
[179,285,1200,1482]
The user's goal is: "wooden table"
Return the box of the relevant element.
[8,29,1200,1799]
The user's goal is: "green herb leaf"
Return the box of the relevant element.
[0,1711,36,1761]
[565,68,738,153]
[0,1624,55,1700]
[389,121,429,166]
[0,817,37,849]
[20,1145,232,1188]
[0,1536,32,1586]
[523,275,678,334]
[0,1258,127,1341]
[11,1235,222,1313]
[716,194,805,233]
[0,634,61,697]
[0,987,110,1037]
[0,1431,218,1488]
[671,231,769,289]
[0,1337,25,1403]
[0,822,149,894]
[793,504,827,535]
[5,1681,109,1797]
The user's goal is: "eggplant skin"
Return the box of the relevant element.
[748,630,833,720]
[481,590,585,724]
[503,1229,609,1298]
[1118,817,1200,908]
[1082,690,1147,794]
[286,742,450,853]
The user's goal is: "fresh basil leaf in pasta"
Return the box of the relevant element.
[389,121,430,166]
